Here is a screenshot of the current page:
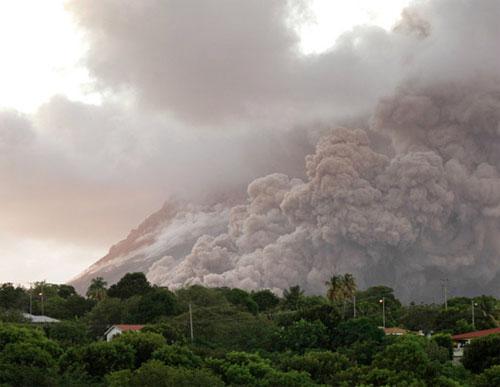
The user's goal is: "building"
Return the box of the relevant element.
[383,327,409,336]
[451,327,500,360]
[22,313,60,324]
[104,324,145,342]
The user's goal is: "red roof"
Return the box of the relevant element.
[452,327,500,341]
[114,324,145,332]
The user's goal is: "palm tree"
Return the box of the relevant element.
[283,285,304,310]
[86,277,108,301]
[325,275,344,304]
[325,273,357,318]
[342,273,357,300]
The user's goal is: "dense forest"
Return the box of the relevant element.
[1,273,500,386]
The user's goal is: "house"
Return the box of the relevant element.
[22,313,60,324]
[383,327,409,336]
[104,324,145,342]
[451,327,500,360]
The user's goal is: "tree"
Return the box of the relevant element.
[332,317,384,348]
[72,341,135,378]
[86,297,126,337]
[283,285,304,310]
[136,288,177,323]
[474,365,500,387]
[218,288,258,315]
[0,282,28,310]
[108,273,151,300]
[463,334,500,373]
[280,350,350,384]
[114,331,166,368]
[0,342,58,386]
[325,275,344,304]
[277,319,328,353]
[86,277,108,301]
[152,344,202,368]
[142,322,186,345]
[251,289,280,312]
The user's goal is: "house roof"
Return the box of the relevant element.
[112,324,145,332]
[452,327,500,341]
[22,313,60,323]
[104,324,145,337]
[383,327,409,335]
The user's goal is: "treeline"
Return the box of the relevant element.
[0,273,500,386]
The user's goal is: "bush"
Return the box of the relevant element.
[463,334,500,373]
[114,331,166,368]
[152,344,202,368]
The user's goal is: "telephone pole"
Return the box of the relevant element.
[188,303,194,343]
[471,299,477,330]
[353,295,357,318]
[441,279,448,310]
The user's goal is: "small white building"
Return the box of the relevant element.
[104,324,145,342]
[22,313,60,324]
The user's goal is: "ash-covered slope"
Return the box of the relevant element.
[69,200,232,293]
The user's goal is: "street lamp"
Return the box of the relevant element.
[39,292,44,315]
[379,297,386,328]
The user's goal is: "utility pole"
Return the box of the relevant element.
[471,299,477,330]
[188,303,194,343]
[29,282,33,314]
[353,295,357,318]
[441,279,448,310]
[379,297,386,328]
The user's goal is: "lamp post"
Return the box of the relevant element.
[39,292,44,315]
[379,297,386,328]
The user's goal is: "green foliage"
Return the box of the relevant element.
[283,285,304,310]
[136,287,178,323]
[63,340,135,378]
[207,351,315,386]
[332,317,385,348]
[400,304,440,333]
[463,334,500,373]
[175,285,228,311]
[251,289,280,312]
[355,286,402,326]
[373,336,432,380]
[277,319,328,353]
[474,365,500,387]
[114,331,166,368]
[142,322,186,344]
[152,344,202,368]
[432,333,454,360]
[107,272,151,300]
[0,342,58,386]
[280,350,351,384]
[0,283,28,310]
[86,277,108,301]
[86,297,126,337]
[0,325,61,386]
[217,287,259,314]
[170,304,278,352]
[43,320,90,348]
[107,360,224,387]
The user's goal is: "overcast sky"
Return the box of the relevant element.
[0,0,416,284]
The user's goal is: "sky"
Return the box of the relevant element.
[0,0,412,284]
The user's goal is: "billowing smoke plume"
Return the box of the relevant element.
[150,83,500,300]
[68,0,500,300]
